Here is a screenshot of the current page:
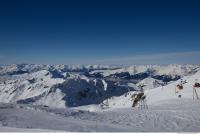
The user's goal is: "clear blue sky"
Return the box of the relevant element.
[0,0,200,65]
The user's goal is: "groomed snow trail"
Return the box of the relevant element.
[68,99,200,132]
[1,99,200,132]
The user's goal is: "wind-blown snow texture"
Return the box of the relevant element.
[0,64,200,132]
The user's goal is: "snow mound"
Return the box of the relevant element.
[136,77,164,90]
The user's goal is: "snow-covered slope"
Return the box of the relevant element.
[1,99,200,132]
[0,67,136,108]
[146,70,200,105]
[0,70,66,108]
[102,70,200,109]
[0,103,134,132]
[136,77,164,90]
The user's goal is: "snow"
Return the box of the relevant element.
[1,64,200,132]
[1,98,200,132]
[78,75,90,82]
[136,77,164,90]
[96,70,200,109]
[0,69,65,106]
[89,64,199,77]
[93,79,97,86]
[0,126,59,132]
[34,88,66,108]
[146,70,200,105]
[0,103,133,132]
[102,79,108,91]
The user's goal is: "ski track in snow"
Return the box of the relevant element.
[73,100,200,132]
[0,99,200,132]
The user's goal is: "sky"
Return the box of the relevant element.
[0,0,200,65]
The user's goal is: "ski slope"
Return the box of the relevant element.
[98,70,200,109]
[146,70,200,105]
[0,98,200,132]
